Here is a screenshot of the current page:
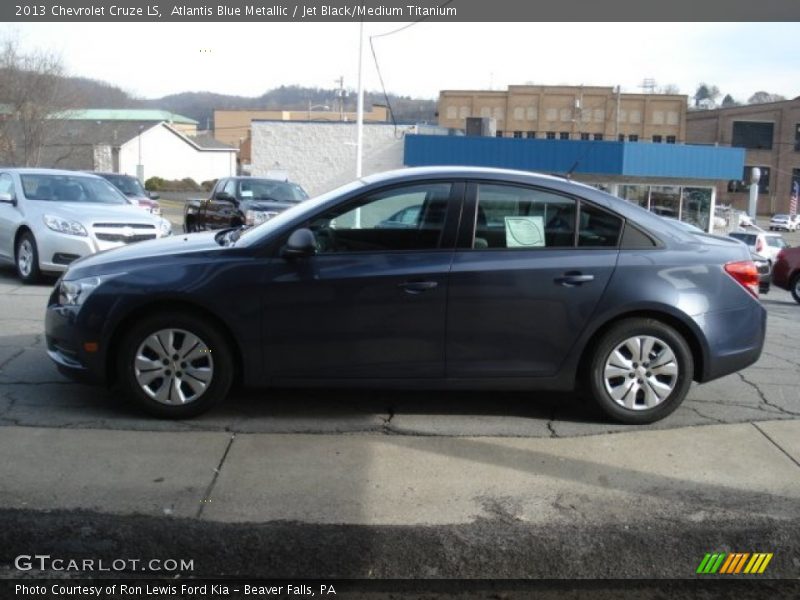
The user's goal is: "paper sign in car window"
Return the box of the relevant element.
[505,216,544,247]
[240,190,253,198]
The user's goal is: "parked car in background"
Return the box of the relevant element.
[184,176,308,232]
[46,167,765,425]
[769,213,799,232]
[666,218,770,293]
[0,168,172,282]
[772,246,800,303]
[728,230,789,267]
[94,172,161,216]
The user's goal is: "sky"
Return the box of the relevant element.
[2,22,798,102]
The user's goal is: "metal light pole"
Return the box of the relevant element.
[355,20,365,179]
[136,125,144,183]
[748,167,761,220]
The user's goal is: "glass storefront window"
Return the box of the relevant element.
[681,187,712,231]
[619,184,650,209]
[649,186,682,220]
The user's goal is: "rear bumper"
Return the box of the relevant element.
[696,301,767,382]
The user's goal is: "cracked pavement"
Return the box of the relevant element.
[1,266,798,437]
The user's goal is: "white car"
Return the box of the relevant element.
[769,213,799,232]
[0,168,172,283]
[728,230,789,267]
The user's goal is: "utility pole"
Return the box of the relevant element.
[335,75,345,121]
[356,21,364,179]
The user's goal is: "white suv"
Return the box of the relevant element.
[0,169,172,283]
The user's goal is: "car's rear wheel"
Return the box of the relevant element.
[587,318,693,424]
[15,231,42,284]
[118,312,234,418]
[790,274,800,304]
[184,218,196,233]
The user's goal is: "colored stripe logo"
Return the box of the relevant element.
[696,552,773,574]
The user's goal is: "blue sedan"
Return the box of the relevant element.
[45,167,766,423]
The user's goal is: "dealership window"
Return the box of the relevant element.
[619,184,649,210]
[618,134,625,142]
[732,121,774,150]
[628,134,639,142]
[513,131,523,138]
[649,185,681,219]
[681,187,712,230]
[310,182,452,253]
[666,136,676,144]
[580,133,590,140]
[593,133,604,141]
[652,135,663,143]
[546,131,556,140]
[473,184,576,249]
[559,132,570,140]
[526,131,536,139]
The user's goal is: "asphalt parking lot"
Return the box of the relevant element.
[1,218,799,586]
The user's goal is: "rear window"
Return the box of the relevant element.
[766,237,788,248]
[729,233,756,245]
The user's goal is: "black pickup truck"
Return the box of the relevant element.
[184,176,308,232]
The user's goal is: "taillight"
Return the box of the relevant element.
[724,260,760,298]
[756,238,764,253]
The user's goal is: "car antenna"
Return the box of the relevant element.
[565,161,579,180]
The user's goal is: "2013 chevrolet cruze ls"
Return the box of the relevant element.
[45,167,766,423]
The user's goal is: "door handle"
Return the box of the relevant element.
[398,281,439,294]
[555,272,595,287]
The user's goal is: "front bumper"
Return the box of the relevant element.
[45,300,105,384]
[38,229,160,273]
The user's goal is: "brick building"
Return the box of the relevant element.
[686,97,800,215]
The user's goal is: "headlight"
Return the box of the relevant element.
[158,218,172,237]
[245,210,279,227]
[58,275,111,306]
[44,214,88,237]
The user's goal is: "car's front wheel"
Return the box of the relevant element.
[15,231,42,283]
[790,274,800,304]
[118,312,234,418]
[587,318,693,424]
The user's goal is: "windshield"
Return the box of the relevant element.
[240,179,308,202]
[233,179,364,247]
[21,174,129,204]
[102,174,147,197]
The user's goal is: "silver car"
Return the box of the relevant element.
[0,168,172,282]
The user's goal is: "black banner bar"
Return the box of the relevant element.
[2,0,800,22]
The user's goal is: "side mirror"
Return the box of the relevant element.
[215,191,235,202]
[281,228,316,259]
[148,191,160,200]
[0,192,16,205]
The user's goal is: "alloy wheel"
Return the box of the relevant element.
[17,239,33,277]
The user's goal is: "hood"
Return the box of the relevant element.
[66,231,223,277]
[241,199,296,212]
[33,201,159,223]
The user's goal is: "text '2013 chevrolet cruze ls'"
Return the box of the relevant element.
[45,167,766,424]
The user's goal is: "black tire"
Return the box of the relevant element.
[790,273,800,304]
[587,318,693,424]
[117,312,234,418]
[184,218,196,233]
[15,231,42,284]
